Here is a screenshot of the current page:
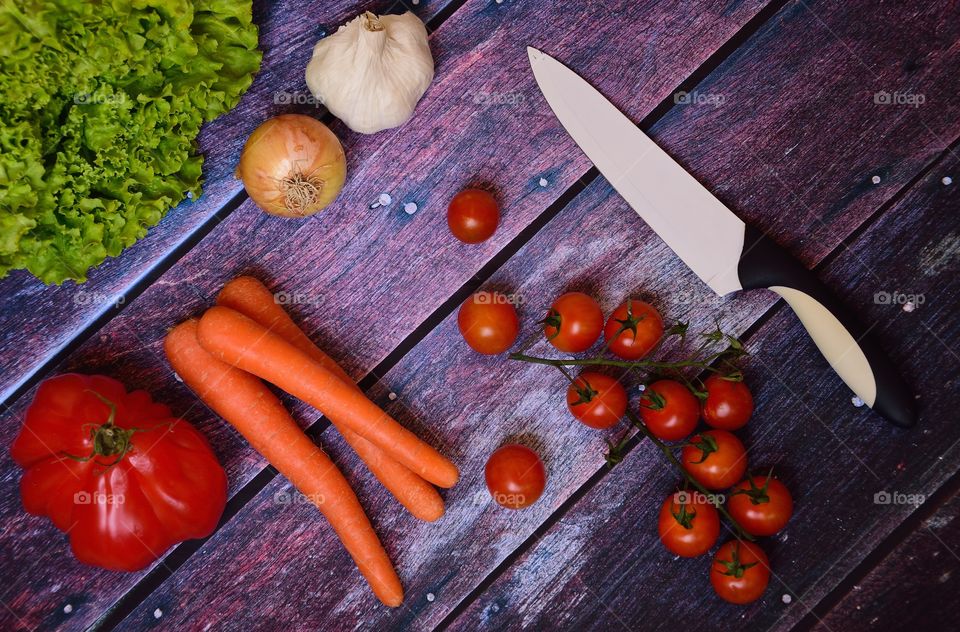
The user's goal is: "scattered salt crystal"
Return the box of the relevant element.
[637,384,646,392]
[782,594,792,604]
[871,175,881,184]
[538,177,548,187]
[903,301,915,312]
[851,396,864,407]
[403,202,418,215]
[426,592,435,602]
[186,191,194,199]
[495,0,504,4]
[943,176,953,185]
[63,605,73,614]
[154,608,163,619]
[173,372,183,383]
[388,392,397,401]
[369,193,393,209]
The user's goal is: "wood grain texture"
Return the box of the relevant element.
[0,0,773,630]
[449,153,960,631]
[0,0,445,406]
[106,0,960,623]
[814,485,960,631]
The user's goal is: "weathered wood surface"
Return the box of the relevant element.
[450,154,960,631]
[814,485,960,631]
[0,0,776,629]
[107,0,960,625]
[0,0,448,406]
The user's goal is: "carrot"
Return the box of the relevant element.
[216,276,445,522]
[196,305,460,489]
[163,320,403,607]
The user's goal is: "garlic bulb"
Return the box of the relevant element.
[305,12,434,134]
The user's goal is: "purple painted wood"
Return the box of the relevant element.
[450,154,960,631]
[0,0,447,406]
[105,0,960,627]
[0,0,774,629]
[815,485,960,631]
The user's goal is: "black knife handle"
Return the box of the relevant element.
[737,226,916,427]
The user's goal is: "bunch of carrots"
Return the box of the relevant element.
[164,276,458,607]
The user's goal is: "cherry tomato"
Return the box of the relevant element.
[566,372,627,429]
[603,299,663,360]
[485,444,546,509]
[728,475,793,536]
[711,541,770,604]
[543,292,604,353]
[458,291,519,354]
[702,374,754,430]
[681,430,747,490]
[11,374,226,571]
[640,379,699,441]
[448,188,499,243]
[657,491,720,557]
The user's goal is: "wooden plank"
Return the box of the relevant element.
[0,0,774,630]
[814,483,960,630]
[105,0,960,625]
[0,0,447,406]
[447,154,960,630]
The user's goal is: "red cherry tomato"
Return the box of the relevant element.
[448,188,499,243]
[657,491,720,557]
[603,299,663,360]
[11,374,227,571]
[711,541,770,604]
[543,292,604,353]
[566,372,627,429]
[640,379,700,441]
[681,430,747,490]
[485,444,546,509]
[458,291,519,354]
[728,476,793,536]
[702,374,754,430]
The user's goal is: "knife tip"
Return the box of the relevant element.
[526,46,543,64]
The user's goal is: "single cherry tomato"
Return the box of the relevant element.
[566,372,627,429]
[681,430,747,490]
[728,475,793,536]
[11,374,227,571]
[657,490,720,557]
[711,541,770,604]
[543,292,604,353]
[448,188,499,243]
[702,374,754,430]
[485,444,547,509]
[640,379,700,441]
[458,291,519,354]
[603,299,663,360]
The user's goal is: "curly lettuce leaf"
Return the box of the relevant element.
[0,0,261,284]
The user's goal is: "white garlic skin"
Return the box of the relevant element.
[306,12,434,134]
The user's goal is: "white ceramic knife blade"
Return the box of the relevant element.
[527,46,745,296]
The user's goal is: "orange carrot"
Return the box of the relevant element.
[216,276,445,522]
[164,320,403,606]
[197,306,460,489]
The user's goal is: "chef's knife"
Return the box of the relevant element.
[527,47,916,427]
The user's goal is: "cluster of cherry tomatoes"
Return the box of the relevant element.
[458,288,794,605]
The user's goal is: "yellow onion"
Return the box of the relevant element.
[236,114,347,218]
